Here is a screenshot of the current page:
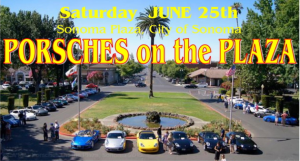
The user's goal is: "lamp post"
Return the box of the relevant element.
[261,84,264,95]
[204,69,207,84]
[180,68,183,85]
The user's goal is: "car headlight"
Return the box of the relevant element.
[120,140,124,146]
[140,143,145,147]
[206,142,210,146]
[222,142,226,146]
[175,143,180,147]
[190,143,194,147]
[154,143,158,147]
[241,145,244,147]
[254,144,257,148]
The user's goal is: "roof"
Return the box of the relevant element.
[184,62,218,69]
[189,68,228,79]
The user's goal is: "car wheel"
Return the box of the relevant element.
[171,145,175,151]
[266,118,271,122]
[286,120,290,125]
[91,141,94,149]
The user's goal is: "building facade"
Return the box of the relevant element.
[188,67,229,86]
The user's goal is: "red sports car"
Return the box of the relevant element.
[86,83,98,88]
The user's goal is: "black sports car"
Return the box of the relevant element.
[171,131,194,153]
[198,131,226,152]
[27,105,48,116]
[135,83,146,87]
[225,132,258,153]
[41,102,57,111]
[184,84,198,88]
[51,101,63,108]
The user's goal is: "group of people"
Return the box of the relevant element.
[1,120,11,141]
[275,111,289,126]
[42,120,60,142]
[18,111,27,125]
[157,125,174,154]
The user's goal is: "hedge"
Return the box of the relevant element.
[37,91,42,104]
[45,89,51,101]
[286,99,299,118]
[276,98,284,113]
[7,96,15,113]
[219,88,227,94]
[261,95,271,108]
[54,87,59,97]
[22,94,29,108]
[252,94,260,104]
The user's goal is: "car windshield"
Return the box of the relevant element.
[140,133,156,139]
[233,133,248,139]
[107,133,124,139]
[204,133,221,139]
[3,115,14,120]
[173,133,188,140]
[77,130,93,137]
[42,103,51,106]
[32,105,43,109]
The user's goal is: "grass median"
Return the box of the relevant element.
[81,92,224,121]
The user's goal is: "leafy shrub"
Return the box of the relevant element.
[261,95,271,108]
[7,85,19,93]
[65,124,75,133]
[115,124,124,131]
[252,94,259,104]
[175,126,185,132]
[93,117,100,124]
[7,96,15,113]
[226,90,231,95]
[124,129,131,136]
[101,125,110,135]
[45,89,51,101]
[241,90,246,95]
[54,87,59,97]
[221,81,231,90]
[28,85,35,93]
[219,88,227,94]
[37,91,42,104]
[22,94,29,107]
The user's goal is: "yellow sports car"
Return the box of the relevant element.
[136,130,159,153]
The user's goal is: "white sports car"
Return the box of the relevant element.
[10,109,37,120]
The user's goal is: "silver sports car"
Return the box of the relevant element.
[104,130,127,152]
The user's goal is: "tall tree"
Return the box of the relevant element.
[231,2,244,27]
[136,6,170,97]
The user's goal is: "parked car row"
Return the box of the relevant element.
[71,130,259,154]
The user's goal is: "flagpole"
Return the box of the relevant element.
[229,73,234,132]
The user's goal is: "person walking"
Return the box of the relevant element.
[167,132,174,154]
[229,134,236,153]
[221,154,227,161]
[281,112,288,126]
[217,94,221,103]
[157,125,162,142]
[54,120,60,140]
[255,103,259,112]
[49,123,55,142]
[211,92,214,99]
[224,101,228,112]
[162,131,169,151]
[275,111,280,126]
[214,142,222,161]
[242,102,246,114]
[43,123,48,141]
[5,123,11,141]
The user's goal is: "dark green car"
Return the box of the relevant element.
[52,99,68,105]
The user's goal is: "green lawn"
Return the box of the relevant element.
[81,92,224,121]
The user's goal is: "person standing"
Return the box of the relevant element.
[229,134,236,153]
[18,112,24,125]
[167,132,174,154]
[43,123,48,141]
[5,123,11,141]
[281,112,288,126]
[23,111,27,126]
[242,102,246,114]
[49,123,55,142]
[220,128,225,140]
[224,101,228,112]
[157,125,162,142]
[54,120,60,140]
[162,131,169,151]
[211,92,214,99]
[255,104,259,112]
[275,111,280,126]
[214,142,222,161]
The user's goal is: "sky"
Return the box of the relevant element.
[2,0,258,62]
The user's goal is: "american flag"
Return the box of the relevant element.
[226,65,236,76]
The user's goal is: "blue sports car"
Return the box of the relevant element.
[263,115,298,125]
[71,130,101,150]
[234,103,243,109]
[2,115,21,127]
